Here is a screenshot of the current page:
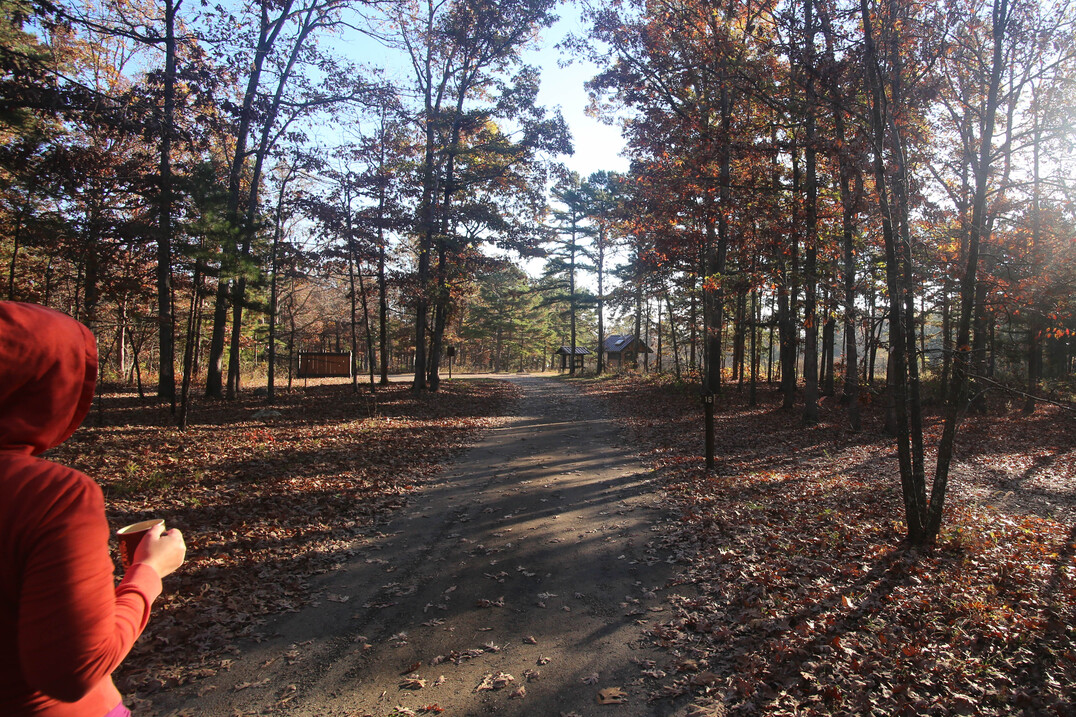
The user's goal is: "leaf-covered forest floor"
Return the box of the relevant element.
[45,373,1076,715]
[48,377,520,709]
[577,373,1076,716]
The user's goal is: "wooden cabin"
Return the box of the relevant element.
[297,351,352,378]
[602,334,652,370]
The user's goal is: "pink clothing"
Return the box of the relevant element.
[104,702,132,717]
[0,302,163,715]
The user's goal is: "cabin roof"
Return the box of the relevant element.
[602,334,653,353]
[554,346,592,355]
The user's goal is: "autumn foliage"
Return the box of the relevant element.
[581,374,1075,715]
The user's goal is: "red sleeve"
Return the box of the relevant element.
[17,473,163,703]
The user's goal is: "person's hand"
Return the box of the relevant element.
[131,523,186,579]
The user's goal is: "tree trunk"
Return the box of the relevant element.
[931,0,1010,538]
[820,0,860,429]
[666,290,681,380]
[780,140,799,409]
[802,0,820,425]
[822,317,835,397]
[178,259,205,429]
[156,0,178,409]
[689,281,698,372]
[861,0,928,543]
[750,287,758,406]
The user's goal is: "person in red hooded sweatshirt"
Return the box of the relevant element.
[0,302,186,716]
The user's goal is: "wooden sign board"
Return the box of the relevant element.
[297,351,352,378]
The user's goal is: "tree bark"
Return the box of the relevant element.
[156,0,178,409]
[802,0,820,425]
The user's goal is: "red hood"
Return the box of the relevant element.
[0,302,97,455]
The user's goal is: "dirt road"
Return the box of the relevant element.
[153,375,687,717]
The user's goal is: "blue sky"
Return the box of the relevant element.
[520,9,629,178]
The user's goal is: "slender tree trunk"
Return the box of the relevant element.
[733,290,746,383]
[266,163,295,404]
[633,259,642,371]
[861,0,928,542]
[570,230,579,375]
[128,326,145,398]
[656,299,662,373]
[838,146,861,427]
[802,0,820,424]
[179,259,205,429]
[750,287,758,405]
[357,258,377,391]
[413,62,438,391]
[930,0,1011,538]
[779,137,799,409]
[428,252,447,389]
[822,317,836,397]
[1024,113,1043,413]
[117,297,128,383]
[596,234,606,375]
[689,280,697,371]
[767,290,776,383]
[156,0,178,408]
[378,150,390,385]
[6,206,25,301]
[348,253,360,393]
[667,290,681,380]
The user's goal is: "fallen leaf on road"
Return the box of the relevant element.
[399,676,426,690]
[597,687,628,704]
[326,593,350,603]
[689,671,721,687]
[523,636,538,644]
[537,655,551,665]
[582,673,599,685]
[234,678,270,691]
[475,672,515,691]
[509,685,526,699]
